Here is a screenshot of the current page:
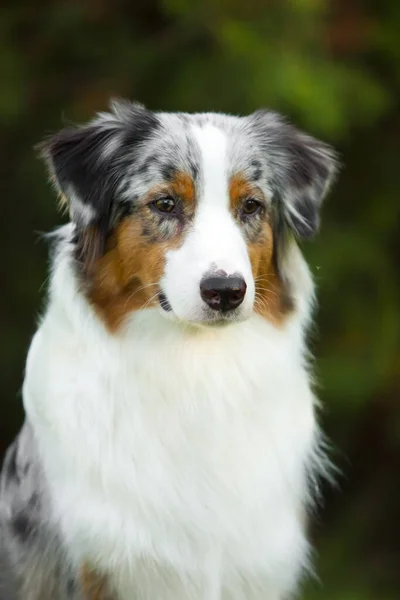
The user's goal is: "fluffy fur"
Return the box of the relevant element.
[0,101,337,599]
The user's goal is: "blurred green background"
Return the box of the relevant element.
[1,0,399,598]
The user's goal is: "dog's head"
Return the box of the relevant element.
[40,101,337,330]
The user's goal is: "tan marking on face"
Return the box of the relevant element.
[87,171,195,331]
[247,223,293,325]
[229,173,261,213]
[169,170,196,209]
[229,173,293,325]
[87,218,179,331]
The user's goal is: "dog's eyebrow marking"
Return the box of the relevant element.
[229,173,262,213]
[169,171,196,207]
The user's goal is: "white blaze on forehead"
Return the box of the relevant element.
[191,123,229,208]
[189,123,248,274]
[161,121,255,322]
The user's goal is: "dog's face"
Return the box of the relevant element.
[41,101,336,330]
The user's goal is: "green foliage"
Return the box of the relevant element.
[0,1,399,598]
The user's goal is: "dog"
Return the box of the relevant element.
[0,100,337,599]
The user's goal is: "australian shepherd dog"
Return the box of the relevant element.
[0,101,337,600]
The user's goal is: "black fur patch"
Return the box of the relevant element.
[251,159,263,181]
[251,109,337,239]
[160,163,177,181]
[122,110,161,150]
[117,198,137,221]
[159,292,172,312]
[40,103,161,272]
[11,511,33,541]
[66,577,77,596]
[3,442,19,483]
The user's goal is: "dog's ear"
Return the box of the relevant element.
[39,100,159,273]
[251,110,338,238]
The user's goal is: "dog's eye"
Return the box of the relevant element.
[241,198,262,216]
[153,197,176,214]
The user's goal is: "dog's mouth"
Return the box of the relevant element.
[158,291,248,326]
[199,309,247,326]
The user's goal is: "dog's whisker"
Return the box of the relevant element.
[123,282,159,308]
[254,287,280,299]
[140,291,161,311]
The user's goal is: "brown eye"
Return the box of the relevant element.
[241,198,262,216]
[153,197,176,214]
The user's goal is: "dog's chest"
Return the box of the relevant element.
[25,318,315,596]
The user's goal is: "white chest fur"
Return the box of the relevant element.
[23,271,319,599]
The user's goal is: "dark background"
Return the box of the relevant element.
[1,1,399,598]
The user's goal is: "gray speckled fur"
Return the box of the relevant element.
[0,423,81,599]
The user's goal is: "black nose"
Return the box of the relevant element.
[200,275,247,312]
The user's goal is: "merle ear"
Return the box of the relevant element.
[39,100,159,273]
[252,110,338,239]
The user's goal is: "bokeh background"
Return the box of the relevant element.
[1,1,399,598]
